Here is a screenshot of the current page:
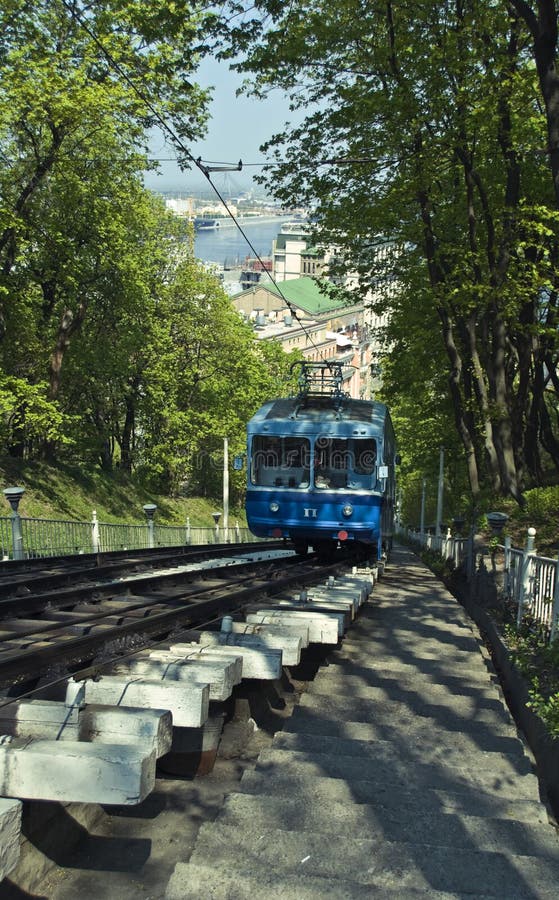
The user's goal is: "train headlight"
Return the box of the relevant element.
[269,501,280,513]
[342,504,353,517]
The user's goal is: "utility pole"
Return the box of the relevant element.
[223,436,229,532]
[420,478,426,536]
[435,448,444,537]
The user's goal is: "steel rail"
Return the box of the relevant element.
[0,558,338,686]
[0,540,287,597]
[0,556,300,640]
[0,549,298,619]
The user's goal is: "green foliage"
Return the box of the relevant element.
[418,547,455,579]
[218,0,559,505]
[504,622,559,737]
[0,2,301,499]
[527,687,559,737]
[502,486,559,555]
[0,457,246,526]
[0,376,74,449]
[523,486,559,521]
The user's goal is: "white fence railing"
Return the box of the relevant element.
[0,510,262,561]
[400,525,559,643]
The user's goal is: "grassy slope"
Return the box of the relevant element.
[0,457,246,527]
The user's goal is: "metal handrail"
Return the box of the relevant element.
[399,524,559,643]
[0,514,261,561]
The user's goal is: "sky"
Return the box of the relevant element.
[144,57,297,196]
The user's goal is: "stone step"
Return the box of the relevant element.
[307,672,500,704]
[0,737,155,804]
[319,650,498,688]
[340,638,483,662]
[0,797,21,882]
[344,619,481,644]
[254,748,540,800]
[369,612,472,627]
[272,732,534,779]
[166,861,464,900]
[189,822,559,896]
[350,605,472,623]
[283,711,527,756]
[313,665,500,694]
[0,696,172,758]
[237,769,548,825]
[331,648,490,673]
[71,675,210,728]
[218,792,559,858]
[296,691,517,734]
[168,642,282,680]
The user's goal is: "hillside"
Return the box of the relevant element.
[0,458,246,527]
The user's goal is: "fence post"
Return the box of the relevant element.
[212,511,221,543]
[186,517,191,545]
[444,527,451,558]
[550,553,559,644]
[467,528,475,582]
[503,535,511,598]
[235,520,240,542]
[91,510,100,554]
[3,487,25,560]
[517,527,536,628]
[143,504,157,549]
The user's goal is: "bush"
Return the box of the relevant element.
[504,621,559,737]
[523,486,559,521]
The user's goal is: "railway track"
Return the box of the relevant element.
[3,546,559,899]
[0,539,287,595]
[0,543,370,894]
[0,543,333,688]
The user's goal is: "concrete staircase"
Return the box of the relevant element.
[166,548,559,899]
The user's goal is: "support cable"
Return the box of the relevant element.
[59,0,332,362]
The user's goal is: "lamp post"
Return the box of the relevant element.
[486,511,509,537]
[452,515,465,536]
[486,511,509,575]
[3,487,25,560]
[143,503,157,549]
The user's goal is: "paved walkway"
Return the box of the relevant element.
[166,546,559,899]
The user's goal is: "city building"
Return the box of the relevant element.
[232,276,372,399]
[272,222,331,282]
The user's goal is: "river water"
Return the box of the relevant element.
[194,217,289,266]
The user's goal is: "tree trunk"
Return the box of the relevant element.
[120,380,140,474]
[48,302,87,401]
[511,1,559,205]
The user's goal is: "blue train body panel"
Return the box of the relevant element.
[246,490,382,544]
[245,370,397,559]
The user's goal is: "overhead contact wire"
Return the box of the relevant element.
[60,0,331,363]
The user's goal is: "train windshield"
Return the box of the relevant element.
[250,435,311,488]
[314,437,377,490]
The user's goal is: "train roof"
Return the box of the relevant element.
[248,395,390,428]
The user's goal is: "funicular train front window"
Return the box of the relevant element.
[314,437,377,489]
[251,435,310,488]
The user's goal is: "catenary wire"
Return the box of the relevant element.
[59,0,335,363]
